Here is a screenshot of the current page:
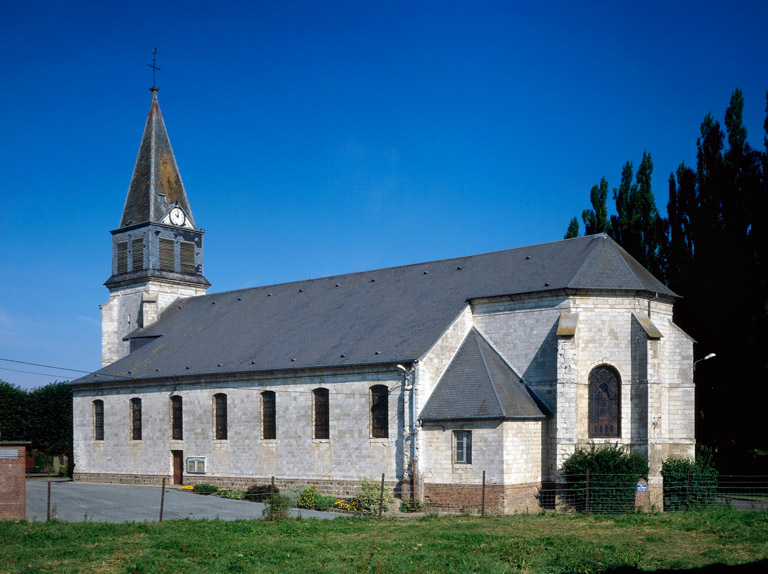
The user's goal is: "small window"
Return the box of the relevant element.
[588,365,621,438]
[186,457,205,474]
[370,385,388,438]
[171,396,183,440]
[130,398,142,440]
[180,241,195,274]
[454,430,472,464]
[313,388,329,439]
[131,238,144,271]
[214,393,227,440]
[159,238,175,271]
[262,391,276,440]
[117,242,128,274]
[93,400,104,441]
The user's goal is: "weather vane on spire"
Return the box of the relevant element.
[148,48,160,92]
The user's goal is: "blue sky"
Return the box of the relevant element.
[1,1,766,389]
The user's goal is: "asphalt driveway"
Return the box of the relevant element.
[25,480,343,522]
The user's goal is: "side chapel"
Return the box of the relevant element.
[71,89,696,512]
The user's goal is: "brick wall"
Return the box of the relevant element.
[423,482,541,514]
[0,444,27,520]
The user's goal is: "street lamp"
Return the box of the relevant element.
[694,353,716,371]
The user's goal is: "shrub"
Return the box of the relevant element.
[263,493,291,520]
[245,484,278,503]
[217,489,245,500]
[333,498,358,512]
[298,485,320,509]
[400,498,425,513]
[282,483,311,507]
[192,483,219,495]
[355,477,395,516]
[315,495,337,511]
[662,448,718,511]
[561,444,648,514]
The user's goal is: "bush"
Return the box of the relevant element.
[315,495,337,511]
[355,477,395,516]
[244,484,278,503]
[400,498,425,513]
[192,483,219,495]
[282,483,311,507]
[561,444,648,514]
[217,489,245,500]
[661,448,718,511]
[263,493,290,520]
[298,485,320,509]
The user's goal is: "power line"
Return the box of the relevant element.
[0,357,94,374]
[0,366,71,380]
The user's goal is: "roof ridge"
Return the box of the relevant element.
[473,329,507,418]
[603,236,646,290]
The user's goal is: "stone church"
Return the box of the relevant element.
[71,90,695,511]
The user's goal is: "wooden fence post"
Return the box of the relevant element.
[481,470,486,517]
[159,478,166,522]
[46,481,51,521]
[378,473,385,520]
[585,469,590,515]
[270,476,275,519]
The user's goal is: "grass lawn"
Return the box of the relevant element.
[1,510,767,573]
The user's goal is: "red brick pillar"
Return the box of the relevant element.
[0,442,30,520]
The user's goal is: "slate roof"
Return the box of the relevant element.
[73,233,676,386]
[419,328,550,421]
[118,91,196,229]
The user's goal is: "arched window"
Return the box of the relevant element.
[214,393,227,440]
[313,388,329,439]
[130,398,142,440]
[93,400,104,441]
[262,391,276,440]
[171,396,183,440]
[370,385,388,438]
[588,365,620,437]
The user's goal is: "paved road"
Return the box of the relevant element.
[25,480,343,522]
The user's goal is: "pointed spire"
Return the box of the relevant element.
[119,91,196,229]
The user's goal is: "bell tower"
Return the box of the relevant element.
[101,87,210,366]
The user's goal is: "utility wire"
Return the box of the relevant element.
[0,357,94,374]
[0,366,72,379]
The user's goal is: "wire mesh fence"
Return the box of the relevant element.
[25,473,768,522]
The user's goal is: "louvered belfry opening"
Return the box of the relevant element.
[171,396,183,440]
[262,391,276,440]
[130,398,142,440]
[131,238,144,271]
[588,365,621,438]
[159,238,175,272]
[370,385,388,438]
[313,388,329,439]
[214,393,227,440]
[117,242,128,274]
[180,241,195,274]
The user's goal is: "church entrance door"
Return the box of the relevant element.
[172,450,183,485]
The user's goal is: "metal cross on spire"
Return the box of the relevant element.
[148,47,160,92]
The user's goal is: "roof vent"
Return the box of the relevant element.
[335,283,341,287]
[267,293,272,297]
[370,279,375,282]
[299,289,304,293]
[423,271,429,275]
[237,297,242,301]
[544,282,550,287]
[155,368,160,372]
[251,361,256,364]
[217,363,222,367]
[185,366,190,369]
[525,256,531,260]
[290,357,296,362]
[212,301,216,305]
[340,354,346,358]
[375,351,380,355]
[456,266,462,270]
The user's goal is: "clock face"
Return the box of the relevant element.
[169,207,186,226]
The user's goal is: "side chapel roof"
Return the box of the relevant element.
[419,328,550,421]
[73,233,675,386]
[118,91,195,229]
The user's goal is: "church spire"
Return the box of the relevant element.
[119,90,196,229]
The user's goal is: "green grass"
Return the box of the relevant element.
[1,510,767,573]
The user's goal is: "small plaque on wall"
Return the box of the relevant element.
[0,448,19,459]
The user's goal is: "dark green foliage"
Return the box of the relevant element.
[564,216,580,239]
[263,493,290,520]
[0,380,28,441]
[561,444,648,514]
[662,449,719,511]
[192,483,218,495]
[400,498,425,512]
[315,495,337,511]
[581,177,611,235]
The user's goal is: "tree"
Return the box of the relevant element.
[582,177,611,235]
[0,380,27,441]
[27,382,72,458]
[564,217,580,239]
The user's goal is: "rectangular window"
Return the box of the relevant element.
[262,391,276,440]
[180,241,195,274]
[186,457,205,474]
[454,430,471,464]
[93,400,104,441]
[116,242,128,274]
[214,394,227,440]
[171,396,183,440]
[131,238,144,271]
[313,388,329,439]
[130,398,142,440]
[159,238,175,271]
[370,385,388,438]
